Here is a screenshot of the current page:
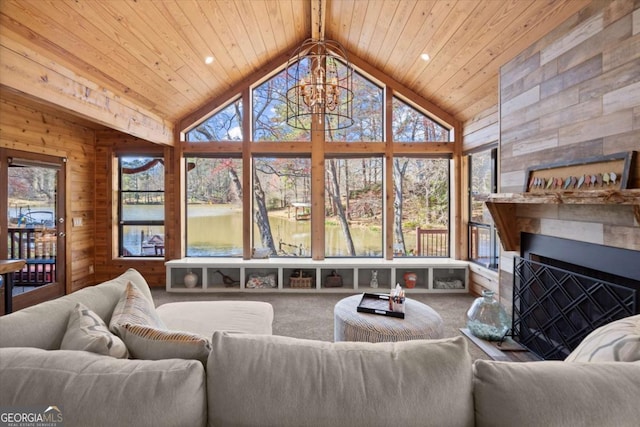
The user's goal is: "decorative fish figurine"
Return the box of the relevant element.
[603,172,610,185]
[584,175,591,186]
[610,172,617,185]
[577,175,585,189]
[596,173,603,186]
[529,176,536,189]
[570,176,577,188]
[591,175,597,186]
[563,177,572,189]
[556,177,563,188]
[546,177,554,189]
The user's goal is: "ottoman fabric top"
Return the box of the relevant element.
[334,294,444,342]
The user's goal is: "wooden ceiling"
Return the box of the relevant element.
[0,0,590,140]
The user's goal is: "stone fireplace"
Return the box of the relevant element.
[475,1,640,360]
[486,190,640,360]
[512,233,639,360]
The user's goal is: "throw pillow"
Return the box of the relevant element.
[115,324,211,364]
[61,303,129,359]
[565,314,640,362]
[109,281,165,331]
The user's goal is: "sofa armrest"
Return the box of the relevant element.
[0,268,152,349]
[0,347,206,427]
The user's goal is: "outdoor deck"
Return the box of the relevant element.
[7,227,56,286]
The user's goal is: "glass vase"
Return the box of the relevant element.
[466,290,510,341]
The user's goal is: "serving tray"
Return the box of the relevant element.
[356,293,405,319]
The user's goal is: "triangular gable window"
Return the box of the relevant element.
[185,98,243,142]
[252,67,310,142]
[327,68,383,142]
[392,97,450,142]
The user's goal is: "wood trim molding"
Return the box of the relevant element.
[486,189,640,251]
[0,39,173,145]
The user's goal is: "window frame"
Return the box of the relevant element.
[184,155,244,257]
[117,155,165,258]
[468,147,499,270]
[179,57,457,260]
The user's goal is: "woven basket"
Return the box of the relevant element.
[290,270,313,288]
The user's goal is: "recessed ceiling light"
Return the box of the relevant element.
[205,56,214,64]
[420,53,430,61]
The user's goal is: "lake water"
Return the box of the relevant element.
[186,204,384,257]
[123,204,423,257]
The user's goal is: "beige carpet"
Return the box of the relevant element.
[151,289,489,361]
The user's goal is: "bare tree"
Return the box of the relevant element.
[327,159,355,255]
[393,158,409,254]
[252,166,276,253]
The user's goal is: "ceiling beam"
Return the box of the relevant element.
[311,0,326,40]
[0,36,173,145]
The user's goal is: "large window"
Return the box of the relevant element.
[468,148,499,269]
[393,157,450,257]
[185,157,243,256]
[325,157,383,257]
[182,57,454,259]
[253,157,311,257]
[118,156,164,257]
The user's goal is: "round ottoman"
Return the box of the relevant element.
[334,294,444,342]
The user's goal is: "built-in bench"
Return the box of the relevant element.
[165,258,469,293]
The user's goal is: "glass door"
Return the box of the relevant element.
[2,149,66,313]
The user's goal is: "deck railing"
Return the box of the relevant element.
[7,227,56,286]
[415,228,449,257]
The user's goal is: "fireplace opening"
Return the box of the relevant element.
[512,233,640,360]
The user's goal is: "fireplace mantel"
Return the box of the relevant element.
[486,189,640,252]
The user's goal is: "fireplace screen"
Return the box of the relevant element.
[512,256,636,360]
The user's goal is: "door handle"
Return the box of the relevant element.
[58,232,66,237]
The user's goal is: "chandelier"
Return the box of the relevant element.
[285,38,354,131]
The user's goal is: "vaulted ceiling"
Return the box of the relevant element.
[0,0,590,143]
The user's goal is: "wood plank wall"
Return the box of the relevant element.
[0,95,96,293]
[497,2,640,305]
[94,130,170,286]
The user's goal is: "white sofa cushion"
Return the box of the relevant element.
[0,347,207,427]
[473,359,640,427]
[207,332,474,427]
[565,314,640,362]
[156,300,274,336]
[60,303,128,358]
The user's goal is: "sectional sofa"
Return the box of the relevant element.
[1,268,639,427]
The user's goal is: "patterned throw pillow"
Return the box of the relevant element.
[109,281,165,331]
[110,281,210,363]
[114,324,211,364]
[61,303,129,358]
[565,314,640,362]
